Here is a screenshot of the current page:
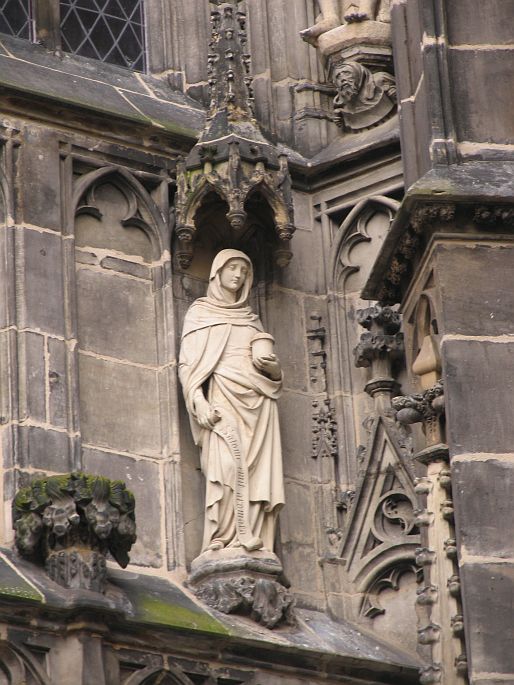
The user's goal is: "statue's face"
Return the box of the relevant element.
[219,258,249,293]
[334,66,359,102]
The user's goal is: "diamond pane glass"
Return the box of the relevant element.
[0,0,32,39]
[60,0,146,72]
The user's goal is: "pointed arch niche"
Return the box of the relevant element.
[69,166,182,570]
[327,195,400,487]
[172,187,284,564]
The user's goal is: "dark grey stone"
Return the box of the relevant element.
[99,256,151,280]
[19,331,46,424]
[78,355,161,456]
[444,339,514,455]
[19,128,61,231]
[278,390,316,482]
[453,458,514,559]
[280,481,315,546]
[48,337,67,429]
[18,425,70,472]
[446,1,514,46]
[0,227,14,329]
[460,562,514,675]
[21,229,65,337]
[0,35,205,136]
[449,48,514,145]
[267,288,308,393]
[437,244,514,336]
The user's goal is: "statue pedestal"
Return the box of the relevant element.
[188,548,294,629]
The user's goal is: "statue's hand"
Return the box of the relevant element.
[194,396,221,430]
[344,11,370,22]
[254,354,282,381]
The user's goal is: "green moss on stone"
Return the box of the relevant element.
[136,594,229,635]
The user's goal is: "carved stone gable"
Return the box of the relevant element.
[339,416,419,585]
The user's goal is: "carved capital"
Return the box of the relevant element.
[354,332,404,368]
[419,665,442,684]
[354,304,404,408]
[357,304,401,333]
[13,473,136,592]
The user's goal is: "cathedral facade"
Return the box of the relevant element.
[0,1,512,683]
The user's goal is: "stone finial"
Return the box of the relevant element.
[13,473,136,592]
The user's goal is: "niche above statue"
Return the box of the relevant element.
[179,250,294,628]
[300,0,396,132]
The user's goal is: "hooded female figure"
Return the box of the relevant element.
[179,250,285,554]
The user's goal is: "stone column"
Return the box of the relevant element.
[363,2,514,683]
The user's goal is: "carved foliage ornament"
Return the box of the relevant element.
[392,380,445,425]
[377,203,456,304]
[13,472,136,592]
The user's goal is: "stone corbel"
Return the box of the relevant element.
[13,473,137,592]
[392,380,445,448]
[300,1,396,132]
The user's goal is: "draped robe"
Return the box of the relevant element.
[179,251,285,553]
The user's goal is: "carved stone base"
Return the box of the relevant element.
[46,548,107,592]
[188,548,294,629]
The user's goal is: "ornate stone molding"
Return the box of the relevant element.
[307,313,339,460]
[473,204,514,227]
[312,399,338,460]
[174,0,295,269]
[187,549,294,629]
[413,454,468,685]
[13,473,136,592]
[361,562,418,619]
[375,202,456,304]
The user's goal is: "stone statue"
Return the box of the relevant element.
[179,249,285,555]
[333,60,396,131]
[301,0,390,45]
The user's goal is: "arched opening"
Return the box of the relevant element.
[173,188,281,564]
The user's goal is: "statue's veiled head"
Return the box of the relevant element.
[207,249,254,307]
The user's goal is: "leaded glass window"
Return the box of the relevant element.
[0,0,32,39]
[60,0,146,72]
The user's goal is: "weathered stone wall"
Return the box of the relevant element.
[364,2,514,682]
[0,0,429,674]
[392,0,514,188]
